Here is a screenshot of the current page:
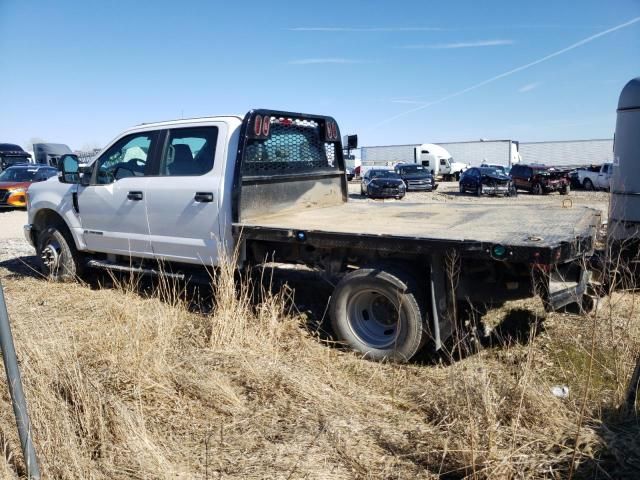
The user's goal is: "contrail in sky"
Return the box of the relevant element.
[372,16,640,128]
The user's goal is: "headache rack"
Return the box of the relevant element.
[232,109,347,223]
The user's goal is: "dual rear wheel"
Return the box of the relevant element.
[329,266,427,362]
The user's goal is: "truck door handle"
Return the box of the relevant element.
[194,192,214,203]
[127,191,143,201]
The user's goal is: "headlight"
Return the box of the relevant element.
[7,188,27,207]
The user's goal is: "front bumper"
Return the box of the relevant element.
[405,181,433,191]
[480,184,510,195]
[24,224,34,246]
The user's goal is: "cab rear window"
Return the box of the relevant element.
[242,118,338,176]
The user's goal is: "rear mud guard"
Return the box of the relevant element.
[429,255,454,350]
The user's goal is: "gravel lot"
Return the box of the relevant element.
[0,182,610,265]
[0,209,32,264]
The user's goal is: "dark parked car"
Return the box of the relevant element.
[0,143,31,172]
[510,164,570,195]
[459,167,515,196]
[0,164,58,208]
[361,169,406,199]
[393,163,437,191]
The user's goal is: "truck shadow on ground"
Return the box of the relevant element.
[0,257,544,364]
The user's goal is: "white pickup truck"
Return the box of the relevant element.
[577,163,613,190]
[25,109,600,361]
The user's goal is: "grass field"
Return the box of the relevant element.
[0,186,637,479]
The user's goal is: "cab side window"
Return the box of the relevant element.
[160,127,218,176]
[94,132,158,184]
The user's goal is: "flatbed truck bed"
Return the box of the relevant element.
[234,201,600,265]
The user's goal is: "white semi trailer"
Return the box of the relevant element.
[360,143,468,180]
[361,139,520,179]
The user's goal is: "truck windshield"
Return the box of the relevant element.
[371,170,400,179]
[398,165,427,174]
[243,120,338,176]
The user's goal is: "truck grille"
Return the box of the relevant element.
[406,180,431,189]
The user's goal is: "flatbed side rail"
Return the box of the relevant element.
[232,223,596,265]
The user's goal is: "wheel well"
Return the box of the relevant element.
[32,209,74,246]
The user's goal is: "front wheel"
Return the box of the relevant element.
[329,267,426,362]
[532,183,543,195]
[36,226,82,281]
[476,184,483,197]
[560,184,570,195]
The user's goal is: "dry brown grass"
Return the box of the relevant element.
[0,259,638,479]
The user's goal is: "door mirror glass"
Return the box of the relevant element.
[58,154,80,183]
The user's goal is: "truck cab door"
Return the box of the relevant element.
[144,124,225,266]
[597,164,611,189]
[76,131,160,257]
[419,149,436,175]
[439,158,449,175]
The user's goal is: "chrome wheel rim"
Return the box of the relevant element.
[41,240,61,274]
[346,289,402,348]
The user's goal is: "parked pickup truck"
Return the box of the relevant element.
[577,163,613,191]
[25,109,601,361]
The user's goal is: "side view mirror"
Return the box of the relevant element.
[58,154,91,185]
[58,154,80,183]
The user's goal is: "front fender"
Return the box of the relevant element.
[28,180,87,250]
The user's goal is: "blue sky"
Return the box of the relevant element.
[1,0,639,150]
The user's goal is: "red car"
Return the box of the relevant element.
[0,164,58,208]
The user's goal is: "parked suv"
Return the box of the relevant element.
[510,164,570,195]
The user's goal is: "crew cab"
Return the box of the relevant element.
[26,109,600,362]
[577,163,613,191]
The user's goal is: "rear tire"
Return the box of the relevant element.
[583,178,594,191]
[36,226,82,282]
[329,266,426,362]
[560,184,570,195]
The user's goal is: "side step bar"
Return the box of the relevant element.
[86,259,211,284]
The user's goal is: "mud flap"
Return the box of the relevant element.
[429,255,454,350]
[544,264,590,311]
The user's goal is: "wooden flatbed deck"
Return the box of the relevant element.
[235,201,601,263]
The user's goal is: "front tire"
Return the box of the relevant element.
[37,226,82,281]
[532,183,543,195]
[476,184,483,197]
[329,267,426,362]
[583,178,594,191]
[560,184,570,195]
